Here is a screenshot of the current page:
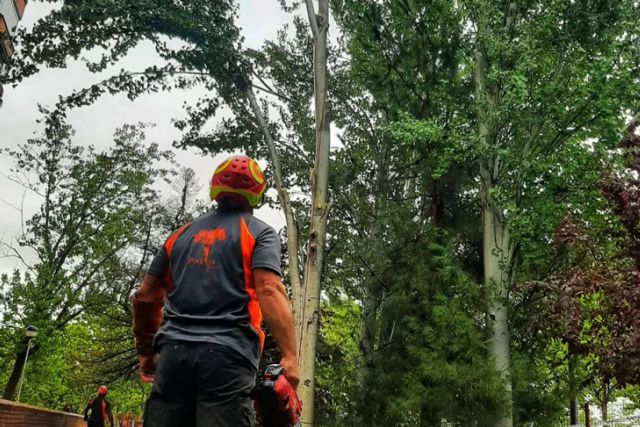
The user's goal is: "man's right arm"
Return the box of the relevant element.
[254,268,299,389]
[131,273,167,380]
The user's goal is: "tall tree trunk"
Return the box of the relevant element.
[243,2,333,423]
[298,1,331,424]
[2,339,30,400]
[356,138,393,426]
[420,398,440,427]
[569,356,578,425]
[569,399,578,425]
[601,380,610,422]
[482,186,514,427]
[356,285,379,426]
[474,9,513,427]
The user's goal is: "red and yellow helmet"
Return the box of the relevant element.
[210,155,266,208]
[98,386,107,395]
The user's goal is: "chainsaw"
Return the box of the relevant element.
[253,364,302,427]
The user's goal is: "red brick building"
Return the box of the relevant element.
[0,0,27,107]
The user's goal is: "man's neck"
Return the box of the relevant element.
[217,206,253,214]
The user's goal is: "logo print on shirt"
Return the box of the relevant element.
[187,228,226,270]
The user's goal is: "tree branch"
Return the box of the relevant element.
[243,83,303,334]
[304,0,320,39]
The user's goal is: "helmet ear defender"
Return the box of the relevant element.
[210,155,266,208]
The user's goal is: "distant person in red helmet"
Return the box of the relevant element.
[83,386,114,427]
[132,155,299,427]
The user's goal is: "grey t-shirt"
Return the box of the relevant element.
[147,210,281,368]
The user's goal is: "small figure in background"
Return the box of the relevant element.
[83,386,114,427]
[62,403,72,413]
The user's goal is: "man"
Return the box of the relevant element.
[132,155,299,427]
[83,386,114,427]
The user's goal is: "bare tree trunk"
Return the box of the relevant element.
[243,3,333,423]
[298,1,331,424]
[481,186,514,427]
[244,86,303,335]
[474,13,513,425]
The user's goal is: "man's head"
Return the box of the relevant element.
[210,155,266,211]
[98,386,107,396]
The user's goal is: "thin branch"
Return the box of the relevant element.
[0,242,32,270]
[277,138,308,161]
[253,83,293,103]
[0,198,21,212]
[250,69,294,103]
[19,190,27,236]
[243,83,303,331]
[0,171,44,197]
[304,0,319,39]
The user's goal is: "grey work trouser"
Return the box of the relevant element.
[143,342,257,427]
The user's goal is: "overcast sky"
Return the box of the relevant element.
[0,1,293,274]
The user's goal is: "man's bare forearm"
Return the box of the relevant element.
[131,273,166,356]
[254,268,297,359]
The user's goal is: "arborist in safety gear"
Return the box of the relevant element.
[132,155,299,427]
[83,386,114,427]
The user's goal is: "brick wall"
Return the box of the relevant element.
[0,399,86,427]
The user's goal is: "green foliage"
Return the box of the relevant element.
[332,0,640,424]
[355,221,505,426]
[511,344,568,427]
[512,120,640,419]
[10,322,150,416]
[1,119,171,334]
[508,138,618,278]
[0,119,173,415]
[315,298,360,426]
[5,0,640,424]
